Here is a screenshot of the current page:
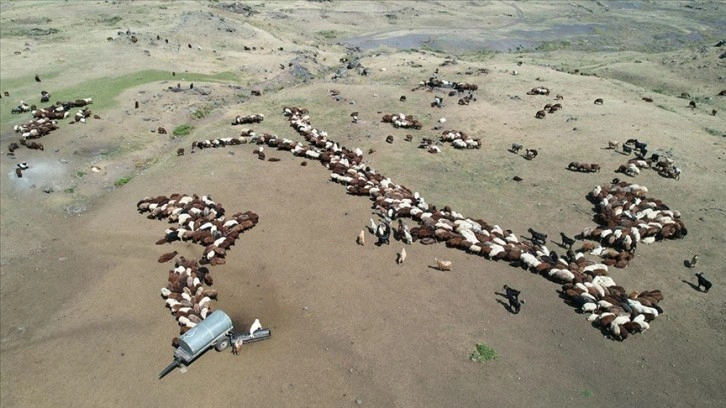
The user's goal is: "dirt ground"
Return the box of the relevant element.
[1,1,725,407]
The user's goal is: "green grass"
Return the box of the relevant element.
[704,127,724,137]
[0,69,239,126]
[535,40,572,52]
[114,175,134,187]
[192,105,213,120]
[76,171,86,178]
[470,343,497,362]
[173,124,194,137]
[317,30,339,39]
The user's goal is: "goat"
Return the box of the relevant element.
[397,248,407,265]
[503,285,523,314]
[535,110,546,119]
[525,149,538,159]
[434,258,452,271]
[176,148,185,156]
[594,98,604,105]
[688,254,699,268]
[232,337,244,355]
[15,168,22,178]
[8,142,20,153]
[695,273,712,293]
[510,143,523,153]
[158,127,167,134]
[527,227,547,244]
[35,74,41,82]
[386,135,394,144]
[357,229,365,246]
[607,140,619,149]
[560,232,576,249]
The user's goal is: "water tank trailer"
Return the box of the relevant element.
[159,310,271,379]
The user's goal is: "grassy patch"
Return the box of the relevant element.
[64,187,75,193]
[76,171,86,178]
[656,104,676,113]
[192,105,213,120]
[0,69,239,126]
[583,389,593,398]
[535,40,572,52]
[317,30,339,39]
[100,15,122,25]
[704,127,724,137]
[114,175,134,187]
[470,343,497,362]
[173,124,194,136]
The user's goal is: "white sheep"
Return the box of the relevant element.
[397,248,407,265]
[434,258,452,271]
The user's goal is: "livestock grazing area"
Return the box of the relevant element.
[1,1,725,407]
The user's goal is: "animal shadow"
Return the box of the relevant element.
[681,279,701,292]
[495,298,516,314]
[521,154,533,161]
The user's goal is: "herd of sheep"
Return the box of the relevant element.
[206,104,688,341]
[136,194,259,341]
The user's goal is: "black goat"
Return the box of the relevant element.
[560,232,576,249]
[695,273,712,293]
[510,143,523,153]
[503,285,523,314]
[528,227,547,245]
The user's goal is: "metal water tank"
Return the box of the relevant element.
[177,310,233,358]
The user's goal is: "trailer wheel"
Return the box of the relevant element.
[215,337,230,352]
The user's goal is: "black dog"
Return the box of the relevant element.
[695,273,712,293]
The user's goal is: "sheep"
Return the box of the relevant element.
[695,273,712,293]
[177,148,185,156]
[594,98,604,105]
[158,250,178,263]
[535,110,546,119]
[527,87,550,95]
[158,127,168,134]
[434,258,452,271]
[397,248,407,265]
[525,149,538,159]
[357,229,365,246]
[607,140,619,149]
